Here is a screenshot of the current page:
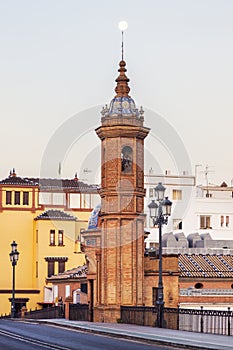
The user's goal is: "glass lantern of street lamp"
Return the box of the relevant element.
[148,199,158,219]
[9,241,19,264]
[162,197,172,216]
[154,182,166,201]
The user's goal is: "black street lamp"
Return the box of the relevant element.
[9,241,19,318]
[148,183,172,328]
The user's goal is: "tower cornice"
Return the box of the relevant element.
[95,125,150,140]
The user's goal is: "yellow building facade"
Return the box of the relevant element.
[0,169,99,315]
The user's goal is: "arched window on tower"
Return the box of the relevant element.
[121,146,133,173]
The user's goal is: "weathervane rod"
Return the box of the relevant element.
[118,21,128,61]
[121,30,124,60]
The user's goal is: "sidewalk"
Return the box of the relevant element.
[26,318,233,350]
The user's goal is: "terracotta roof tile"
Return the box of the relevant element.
[0,175,99,193]
[47,265,87,280]
[35,209,77,221]
[179,254,233,278]
[0,176,37,186]
[26,178,99,192]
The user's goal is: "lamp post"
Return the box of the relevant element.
[9,241,19,318]
[148,183,172,328]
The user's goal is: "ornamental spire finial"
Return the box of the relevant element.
[115,60,130,97]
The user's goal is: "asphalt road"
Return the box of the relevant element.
[0,319,178,350]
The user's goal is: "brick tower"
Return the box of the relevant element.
[94,59,150,322]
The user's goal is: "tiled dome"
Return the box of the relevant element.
[108,96,138,117]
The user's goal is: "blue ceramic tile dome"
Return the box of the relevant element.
[108,96,138,116]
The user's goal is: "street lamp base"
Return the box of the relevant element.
[155,301,166,328]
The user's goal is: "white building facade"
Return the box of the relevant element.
[144,171,233,247]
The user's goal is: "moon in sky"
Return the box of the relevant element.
[118,21,128,31]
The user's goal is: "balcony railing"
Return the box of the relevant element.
[180,288,233,296]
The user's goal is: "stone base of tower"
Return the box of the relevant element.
[94,305,121,323]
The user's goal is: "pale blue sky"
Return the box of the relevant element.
[1,0,233,185]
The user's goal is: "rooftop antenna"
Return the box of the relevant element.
[83,168,92,173]
[200,165,214,197]
[58,162,61,176]
[118,21,128,60]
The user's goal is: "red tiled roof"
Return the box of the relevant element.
[179,254,233,278]
[0,176,37,186]
[35,209,77,221]
[0,176,99,193]
[46,265,87,281]
[26,178,99,192]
